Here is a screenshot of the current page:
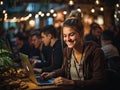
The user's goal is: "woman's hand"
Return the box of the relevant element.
[54,77,74,86]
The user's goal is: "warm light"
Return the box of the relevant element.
[91,8,95,13]
[84,15,89,23]
[0,1,3,5]
[63,11,67,15]
[97,15,104,25]
[77,8,81,12]
[20,17,24,21]
[35,14,39,18]
[4,17,7,20]
[29,20,35,27]
[46,13,50,16]
[3,10,6,14]
[4,13,7,16]
[53,13,57,17]
[38,11,42,15]
[69,0,74,6]
[100,7,104,11]
[116,3,119,8]
[95,0,100,5]
[50,9,54,13]
[28,14,32,17]
[13,17,16,20]
[41,13,44,17]
[114,14,117,18]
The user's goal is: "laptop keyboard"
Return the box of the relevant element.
[36,77,50,83]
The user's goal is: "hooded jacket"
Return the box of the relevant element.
[52,41,105,90]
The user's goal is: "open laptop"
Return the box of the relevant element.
[19,53,54,86]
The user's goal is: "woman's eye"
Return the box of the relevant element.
[70,32,75,36]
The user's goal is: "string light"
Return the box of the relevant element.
[35,14,39,18]
[0,1,3,5]
[28,13,32,17]
[116,3,119,8]
[3,10,6,14]
[100,7,104,11]
[29,20,35,27]
[63,11,67,15]
[77,8,81,12]
[46,13,50,16]
[4,8,83,22]
[68,0,74,6]
[95,0,100,5]
[38,11,42,15]
[53,13,57,17]
[91,8,95,13]
[50,9,54,13]
[41,13,45,17]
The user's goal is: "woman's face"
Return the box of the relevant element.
[63,26,80,48]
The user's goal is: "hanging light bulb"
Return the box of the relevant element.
[68,0,74,6]
[3,10,6,14]
[63,11,67,15]
[116,3,119,8]
[100,7,104,11]
[46,13,50,17]
[50,9,54,13]
[77,8,81,12]
[91,8,95,13]
[35,14,39,18]
[95,0,100,5]
[0,1,3,5]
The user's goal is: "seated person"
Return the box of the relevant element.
[33,25,63,73]
[101,29,119,59]
[30,31,52,68]
[40,10,105,90]
[84,22,102,46]
[15,32,32,57]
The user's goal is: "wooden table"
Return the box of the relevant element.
[25,81,74,90]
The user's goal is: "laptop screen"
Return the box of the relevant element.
[19,53,54,85]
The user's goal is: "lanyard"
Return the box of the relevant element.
[73,46,84,79]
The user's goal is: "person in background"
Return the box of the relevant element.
[7,26,16,43]
[40,10,105,90]
[84,22,102,46]
[101,29,119,59]
[30,31,52,68]
[54,11,65,39]
[54,11,67,48]
[15,32,31,56]
[108,24,120,55]
[33,25,63,74]
[0,29,7,41]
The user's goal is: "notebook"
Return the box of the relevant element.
[19,53,54,85]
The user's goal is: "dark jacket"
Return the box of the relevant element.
[52,41,105,90]
[42,40,63,72]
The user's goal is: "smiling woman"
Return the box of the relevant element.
[40,10,106,90]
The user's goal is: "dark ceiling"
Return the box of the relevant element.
[18,0,118,4]
[3,0,119,6]
[0,0,119,14]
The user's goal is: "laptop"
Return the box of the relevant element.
[19,53,54,86]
